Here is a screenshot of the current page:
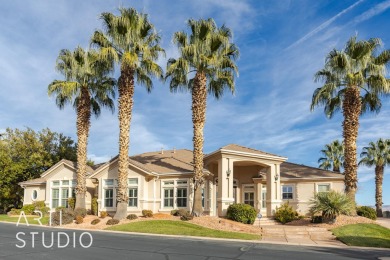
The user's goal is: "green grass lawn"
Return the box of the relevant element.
[106,220,260,240]
[332,224,390,248]
[0,214,49,225]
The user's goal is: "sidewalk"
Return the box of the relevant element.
[376,218,390,229]
[261,225,346,247]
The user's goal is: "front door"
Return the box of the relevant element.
[261,188,267,215]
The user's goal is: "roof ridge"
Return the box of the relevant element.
[222,143,282,157]
[282,161,340,174]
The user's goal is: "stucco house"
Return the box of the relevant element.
[19,144,344,217]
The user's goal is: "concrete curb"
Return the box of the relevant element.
[1,220,389,251]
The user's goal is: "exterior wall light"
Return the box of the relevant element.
[226,158,231,177]
[274,173,279,181]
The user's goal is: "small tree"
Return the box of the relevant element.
[309,190,354,222]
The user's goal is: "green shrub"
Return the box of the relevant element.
[55,207,75,218]
[309,190,354,221]
[127,214,138,220]
[171,209,189,217]
[74,208,87,218]
[50,211,74,226]
[311,215,323,223]
[275,202,298,224]
[68,198,75,210]
[142,210,153,218]
[384,211,390,218]
[170,210,178,216]
[91,197,98,215]
[91,219,100,225]
[32,201,46,208]
[180,212,193,221]
[357,206,377,220]
[106,219,120,225]
[100,211,108,218]
[21,204,35,215]
[75,215,83,224]
[9,208,21,215]
[55,206,67,212]
[226,203,257,224]
[35,206,50,216]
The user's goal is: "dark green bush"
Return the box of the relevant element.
[51,211,74,226]
[21,204,35,215]
[226,203,257,224]
[170,210,177,216]
[142,210,153,218]
[36,206,50,216]
[127,214,138,220]
[91,197,98,215]
[91,218,101,225]
[74,208,87,218]
[275,202,298,224]
[68,198,75,210]
[309,190,354,221]
[311,215,323,223]
[106,219,120,225]
[32,201,46,208]
[180,212,193,221]
[357,206,377,220]
[171,209,188,217]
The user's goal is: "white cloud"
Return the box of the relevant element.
[350,0,390,25]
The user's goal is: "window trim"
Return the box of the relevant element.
[161,179,189,209]
[282,185,294,200]
[31,190,38,201]
[50,179,75,208]
[316,183,331,193]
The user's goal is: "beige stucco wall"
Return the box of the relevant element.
[23,185,46,205]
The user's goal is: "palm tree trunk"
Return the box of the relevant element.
[375,165,384,217]
[342,85,361,213]
[191,72,207,216]
[75,87,91,210]
[114,67,134,220]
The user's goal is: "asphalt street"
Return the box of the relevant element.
[0,222,389,260]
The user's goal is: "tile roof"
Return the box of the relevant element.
[130,149,195,174]
[280,162,343,179]
[217,144,285,158]
[19,178,46,185]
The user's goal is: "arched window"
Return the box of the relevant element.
[32,190,38,201]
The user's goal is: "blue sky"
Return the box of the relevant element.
[1,0,389,206]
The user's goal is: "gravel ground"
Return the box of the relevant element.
[286,215,376,229]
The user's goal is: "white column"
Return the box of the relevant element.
[217,157,234,216]
[208,179,213,216]
[266,164,281,216]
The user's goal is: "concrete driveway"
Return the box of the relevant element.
[377,218,390,229]
[261,226,346,247]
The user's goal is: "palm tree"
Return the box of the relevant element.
[311,36,390,205]
[166,19,239,216]
[91,8,164,219]
[318,140,344,172]
[48,47,116,209]
[359,138,390,217]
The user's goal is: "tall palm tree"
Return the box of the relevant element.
[311,36,390,205]
[48,47,116,209]
[166,19,239,216]
[359,138,390,217]
[91,8,164,219]
[318,140,344,173]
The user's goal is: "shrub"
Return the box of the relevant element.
[311,215,323,223]
[127,214,138,220]
[106,219,120,225]
[170,210,178,216]
[275,202,298,224]
[74,208,87,218]
[55,206,67,212]
[21,204,35,215]
[75,215,84,224]
[51,211,74,226]
[91,197,98,215]
[9,208,21,215]
[309,190,354,222]
[384,211,390,218]
[100,211,108,218]
[357,206,377,220]
[68,198,75,210]
[55,207,75,218]
[180,212,193,221]
[91,219,101,225]
[226,203,257,224]
[32,201,46,208]
[36,206,50,216]
[142,210,153,218]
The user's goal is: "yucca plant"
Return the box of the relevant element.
[309,190,354,222]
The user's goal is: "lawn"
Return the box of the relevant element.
[332,224,390,248]
[106,220,260,240]
[0,214,49,225]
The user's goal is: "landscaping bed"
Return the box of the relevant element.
[286,215,375,229]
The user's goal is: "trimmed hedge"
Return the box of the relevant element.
[142,210,153,218]
[127,214,138,220]
[357,206,377,220]
[226,203,257,224]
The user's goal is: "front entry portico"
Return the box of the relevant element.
[204,145,288,217]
